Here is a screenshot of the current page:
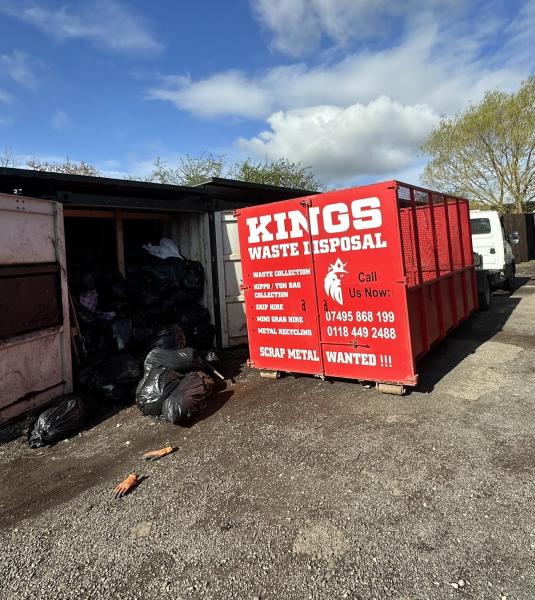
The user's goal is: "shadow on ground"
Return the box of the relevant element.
[416,274,532,392]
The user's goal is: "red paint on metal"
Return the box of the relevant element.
[237,181,476,388]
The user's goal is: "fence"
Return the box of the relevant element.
[502,213,535,263]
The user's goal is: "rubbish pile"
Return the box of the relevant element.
[72,238,217,403]
[136,336,215,425]
[26,239,220,448]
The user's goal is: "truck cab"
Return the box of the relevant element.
[470,210,518,292]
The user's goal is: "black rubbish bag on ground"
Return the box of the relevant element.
[182,260,204,299]
[192,322,215,350]
[152,324,186,350]
[28,395,86,448]
[76,304,102,354]
[127,269,165,308]
[131,313,154,350]
[148,257,187,286]
[179,304,211,328]
[162,371,214,425]
[112,318,132,352]
[171,290,195,309]
[143,346,204,374]
[90,354,143,403]
[95,270,128,306]
[136,366,181,416]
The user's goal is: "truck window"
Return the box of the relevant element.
[470,218,491,235]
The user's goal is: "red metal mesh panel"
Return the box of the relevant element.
[416,206,437,281]
[398,188,472,286]
[458,202,473,266]
[399,207,419,287]
[447,202,463,268]
[433,201,451,274]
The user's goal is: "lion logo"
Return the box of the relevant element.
[324,258,347,305]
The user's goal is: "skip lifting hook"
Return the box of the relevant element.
[301,299,306,312]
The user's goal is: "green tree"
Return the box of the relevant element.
[230,157,321,190]
[422,77,535,213]
[148,154,321,190]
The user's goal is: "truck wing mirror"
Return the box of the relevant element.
[509,231,520,245]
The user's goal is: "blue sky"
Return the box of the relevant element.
[0,0,533,186]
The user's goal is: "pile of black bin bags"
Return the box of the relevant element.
[27,243,218,447]
[73,241,217,407]
[27,328,214,447]
[135,328,214,424]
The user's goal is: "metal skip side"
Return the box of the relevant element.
[237,181,476,388]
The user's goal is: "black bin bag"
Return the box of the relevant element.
[28,395,86,448]
[152,324,186,350]
[90,354,143,403]
[136,366,182,416]
[162,371,214,425]
[144,346,204,373]
[192,322,215,350]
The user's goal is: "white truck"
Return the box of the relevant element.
[470,209,519,309]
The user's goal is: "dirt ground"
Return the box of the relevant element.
[1,263,535,600]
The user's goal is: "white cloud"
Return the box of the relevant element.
[151,18,528,121]
[148,71,271,119]
[52,110,71,130]
[0,51,36,88]
[147,2,532,185]
[0,1,161,54]
[239,97,440,181]
[252,0,462,57]
[151,4,532,185]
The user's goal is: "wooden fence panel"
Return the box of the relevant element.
[502,213,534,263]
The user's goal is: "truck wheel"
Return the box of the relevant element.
[478,276,492,310]
[503,263,515,291]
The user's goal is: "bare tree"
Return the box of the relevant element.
[0,146,16,167]
[26,157,100,176]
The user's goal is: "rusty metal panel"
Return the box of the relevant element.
[0,264,62,339]
[0,327,71,424]
[0,194,58,264]
[0,195,72,424]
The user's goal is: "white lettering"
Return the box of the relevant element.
[247,215,274,243]
[245,197,383,244]
[352,197,382,230]
[324,203,349,233]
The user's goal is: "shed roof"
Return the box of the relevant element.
[0,168,313,212]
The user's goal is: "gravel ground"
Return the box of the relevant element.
[1,262,535,600]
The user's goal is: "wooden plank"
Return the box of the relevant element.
[64,208,115,218]
[64,208,172,220]
[503,213,529,263]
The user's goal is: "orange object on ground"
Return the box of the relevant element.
[142,446,176,461]
[113,473,139,498]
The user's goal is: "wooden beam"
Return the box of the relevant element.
[122,212,172,221]
[64,208,172,220]
[115,209,125,277]
[64,208,115,218]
